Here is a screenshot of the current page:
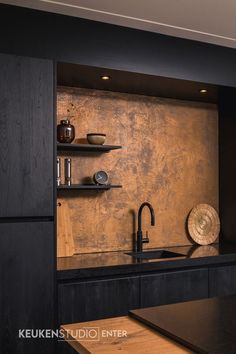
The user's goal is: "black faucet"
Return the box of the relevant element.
[137,202,155,252]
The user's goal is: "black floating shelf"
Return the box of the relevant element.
[57,184,122,190]
[57,143,122,152]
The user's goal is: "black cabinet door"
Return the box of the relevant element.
[209,265,236,297]
[140,269,208,308]
[58,276,139,324]
[0,222,55,354]
[0,53,54,217]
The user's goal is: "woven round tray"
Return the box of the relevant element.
[187,204,220,245]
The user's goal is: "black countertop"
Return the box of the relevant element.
[130,295,236,354]
[57,243,236,280]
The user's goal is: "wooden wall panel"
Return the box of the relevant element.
[57,87,218,254]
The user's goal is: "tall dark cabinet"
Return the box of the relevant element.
[0,53,55,354]
[0,53,54,217]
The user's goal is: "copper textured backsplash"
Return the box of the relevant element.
[57,86,218,254]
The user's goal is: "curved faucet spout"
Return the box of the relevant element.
[137,202,155,252]
[138,202,155,231]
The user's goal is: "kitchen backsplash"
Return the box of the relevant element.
[57,86,218,254]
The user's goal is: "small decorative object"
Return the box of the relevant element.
[188,204,220,245]
[87,133,106,145]
[93,170,109,185]
[65,158,72,186]
[56,158,61,186]
[57,119,75,143]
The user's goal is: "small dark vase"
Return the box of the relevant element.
[57,119,75,143]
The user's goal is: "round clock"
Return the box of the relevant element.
[93,171,109,185]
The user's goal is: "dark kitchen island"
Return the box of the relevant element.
[130,295,236,354]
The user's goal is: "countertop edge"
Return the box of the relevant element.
[57,252,236,281]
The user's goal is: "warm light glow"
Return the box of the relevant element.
[101,75,110,80]
[200,89,208,93]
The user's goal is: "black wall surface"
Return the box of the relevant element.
[219,87,236,243]
[1,4,236,87]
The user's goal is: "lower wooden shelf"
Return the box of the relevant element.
[57,184,122,190]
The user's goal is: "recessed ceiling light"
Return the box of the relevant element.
[200,89,208,93]
[101,75,110,80]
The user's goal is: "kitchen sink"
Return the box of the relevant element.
[125,250,185,260]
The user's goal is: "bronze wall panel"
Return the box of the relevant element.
[57,87,218,254]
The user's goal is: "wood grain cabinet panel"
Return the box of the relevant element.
[0,222,55,354]
[58,276,139,324]
[140,269,209,308]
[0,53,54,217]
[209,265,236,297]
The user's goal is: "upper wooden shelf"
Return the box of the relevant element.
[57,143,122,152]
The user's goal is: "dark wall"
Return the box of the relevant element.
[219,87,236,242]
[1,4,236,87]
